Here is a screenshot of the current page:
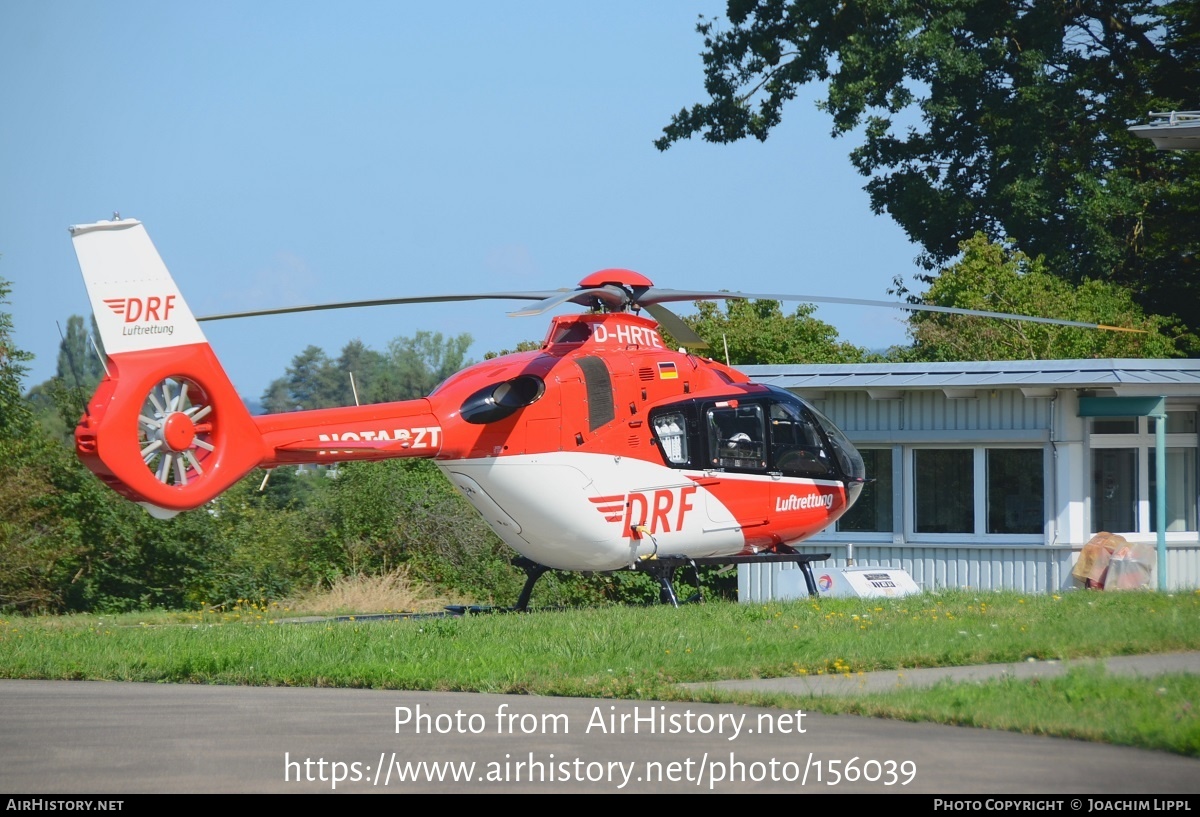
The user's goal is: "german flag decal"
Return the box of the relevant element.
[657,361,679,380]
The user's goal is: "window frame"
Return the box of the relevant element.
[903,446,1047,544]
[1087,411,1199,538]
[819,443,1049,545]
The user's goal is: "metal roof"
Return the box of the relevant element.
[1128,110,1200,151]
[741,359,1200,394]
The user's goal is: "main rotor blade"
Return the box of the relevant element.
[194,282,1146,335]
[508,285,631,317]
[197,291,566,322]
[641,303,709,349]
[636,289,1147,333]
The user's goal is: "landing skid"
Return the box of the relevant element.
[511,550,831,612]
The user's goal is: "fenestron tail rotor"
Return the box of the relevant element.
[138,376,215,487]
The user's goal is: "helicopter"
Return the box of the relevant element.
[67,217,1128,607]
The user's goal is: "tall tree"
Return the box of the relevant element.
[672,298,871,364]
[336,339,385,405]
[0,277,33,439]
[384,331,472,400]
[261,345,345,413]
[54,315,106,390]
[260,332,474,412]
[895,234,1184,361]
[658,0,1200,340]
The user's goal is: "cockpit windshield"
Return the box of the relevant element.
[648,388,866,489]
[801,399,866,483]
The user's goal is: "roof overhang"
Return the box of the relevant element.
[1129,111,1200,151]
[744,359,1200,399]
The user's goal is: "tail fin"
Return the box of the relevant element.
[71,219,208,356]
[70,218,264,517]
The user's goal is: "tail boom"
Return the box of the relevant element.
[253,400,443,465]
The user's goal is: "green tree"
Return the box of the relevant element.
[658,1,1200,338]
[259,378,293,415]
[0,423,231,614]
[0,435,82,611]
[895,234,1184,361]
[54,315,106,390]
[197,471,311,606]
[286,345,339,410]
[484,339,543,360]
[383,331,472,400]
[27,314,109,440]
[0,277,33,439]
[304,459,523,603]
[670,298,870,364]
[261,332,474,411]
[336,339,386,405]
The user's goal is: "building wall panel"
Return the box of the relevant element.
[740,544,1200,600]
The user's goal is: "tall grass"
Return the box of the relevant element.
[281,568,460,614]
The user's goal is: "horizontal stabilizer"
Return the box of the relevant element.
[274,438,423,454]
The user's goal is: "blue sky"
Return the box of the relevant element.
[1,1,920,400]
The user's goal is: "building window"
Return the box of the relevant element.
[914,449,974,533]
[909,447,1046,539]
[1151,412,1198,435]
[988,449,1045,534]
[1150,448,1198,532]
[1093,418,1138,434]
[817,443,1048,542]
[1092,448,1137,532]
[1089,412,1199,534]
[837,449,893,532]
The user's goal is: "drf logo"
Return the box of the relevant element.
[590,484,697,536]
[105,295,177,323]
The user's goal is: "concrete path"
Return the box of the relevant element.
[684,651,1200,697]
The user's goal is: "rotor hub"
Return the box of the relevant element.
[161,411,197,452]
[577,269,653,289]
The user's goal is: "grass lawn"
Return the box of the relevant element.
[2,588,1198,755]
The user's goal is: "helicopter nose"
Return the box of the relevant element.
[811,412,865,485]
[845,475,865,509]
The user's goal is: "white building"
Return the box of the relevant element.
[738,359,1200,597]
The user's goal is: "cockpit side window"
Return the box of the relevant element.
[651,411,690,465]
[707,404,767,472]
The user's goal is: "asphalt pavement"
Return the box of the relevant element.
[2,652,1198,794]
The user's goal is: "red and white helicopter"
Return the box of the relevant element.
[68,217,1121,607]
